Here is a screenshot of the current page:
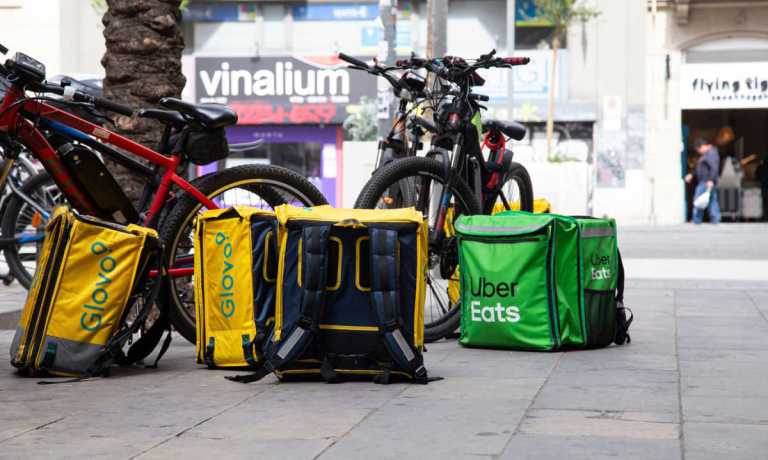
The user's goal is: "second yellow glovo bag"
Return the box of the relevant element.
[227,205,438,385]
[194,206,277,368]
[10,208,163,378]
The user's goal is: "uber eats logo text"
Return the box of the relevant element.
[590,254,611,280]
[216,232,236,318]
[81,241,117,332]
[469,277,521,323]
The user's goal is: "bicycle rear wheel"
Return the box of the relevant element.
[159,164,328,344]
[485,161,534,214]
[354,156,482,342]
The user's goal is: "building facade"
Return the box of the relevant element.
[644,0,768,224]
[4,0,765,222]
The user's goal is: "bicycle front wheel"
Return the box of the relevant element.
[1,171,65,289]
[354,156,482,342]
[159,164,328,344]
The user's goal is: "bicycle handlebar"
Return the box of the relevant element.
[338,53,369,69]
[502,57,530,66]
[27,80,135,116]
[90,96,134,117]
[395,51,530,80]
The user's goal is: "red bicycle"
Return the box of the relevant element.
[0,45,327,343]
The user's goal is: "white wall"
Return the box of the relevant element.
[526,162,590,215]
[341,141,378,207]
[0,0,104,77]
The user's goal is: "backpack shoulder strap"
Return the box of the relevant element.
[614,249,633,345]
[369,226,428,383]
[228,224,331,383]
[115,245,171,367]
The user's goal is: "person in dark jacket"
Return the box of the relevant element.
[756,158,768,222]
[685,138,721,224]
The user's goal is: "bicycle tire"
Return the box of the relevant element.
[486,161,534,214]
[158,164,328,344]
[354,156,482,343]
[1,171,62,289]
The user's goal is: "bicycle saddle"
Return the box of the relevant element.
[483,119,527,141]
[159,97,238,129]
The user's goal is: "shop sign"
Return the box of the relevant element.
[681,62,768,109]
[515,0,550,26]
[196,56,376,125]
[292,3,378,21]
[184,3,258,22]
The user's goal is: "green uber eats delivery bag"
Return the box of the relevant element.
[10,207,165,378]
[227,205,435,384]
[194,206,277,369]
[455,211,632,351]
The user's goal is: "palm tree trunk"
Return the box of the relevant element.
[545,34,559,160]
[101,0,186,203]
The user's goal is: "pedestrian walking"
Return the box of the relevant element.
[756,158,768,222]
[685,138,721,224]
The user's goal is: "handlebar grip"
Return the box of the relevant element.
[502,57,530,66]
[338,53,368,68]
[471,94,490,102]
[44,84,65,96]
[92,96,134,117]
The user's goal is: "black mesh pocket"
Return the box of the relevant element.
[584,289,617,348]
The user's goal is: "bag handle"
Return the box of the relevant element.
[368,226,429,383]
[228,224,332,383]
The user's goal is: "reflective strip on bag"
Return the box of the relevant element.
[581,227,615,238]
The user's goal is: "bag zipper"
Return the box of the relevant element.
[16,216,65,365]
[285,219,419,230]
[460,230,560,348]
[24,218,72,366]
[197,221,207,363]
[458,235,543,244]
[546,231,561,349]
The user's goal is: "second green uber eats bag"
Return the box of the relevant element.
[456,211,632,351]
[227,205,434,384]
[194,206,277,368]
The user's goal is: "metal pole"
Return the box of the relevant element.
[377,0,398,141]
[506,0,516,121]
[431,0,448,57]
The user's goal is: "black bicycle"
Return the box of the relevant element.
[348,50,534,342]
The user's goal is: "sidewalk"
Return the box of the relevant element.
[0,224,767,459]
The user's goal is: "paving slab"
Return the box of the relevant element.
[0,224,765,458]
[684,422,768,460]
[499,433,681,460]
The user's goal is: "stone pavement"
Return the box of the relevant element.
[0,224,766,459]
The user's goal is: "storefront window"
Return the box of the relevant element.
[227,142,323,180]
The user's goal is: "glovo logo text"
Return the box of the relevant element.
[81,241,116,332]
[469,277,521,323]
[216,231,235,318]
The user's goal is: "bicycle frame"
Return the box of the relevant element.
[0,84,219,277]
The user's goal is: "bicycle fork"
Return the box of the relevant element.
[431,138,463,247]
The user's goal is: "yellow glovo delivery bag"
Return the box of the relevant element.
[10,208,162,378]
[194,206,277,368]
[226,205,438,385]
